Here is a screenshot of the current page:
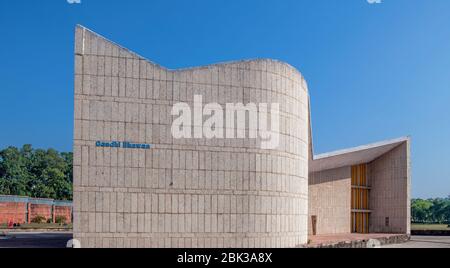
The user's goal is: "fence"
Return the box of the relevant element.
[0,195,72,225]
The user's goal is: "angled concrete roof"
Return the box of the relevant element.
[309,137,410,173]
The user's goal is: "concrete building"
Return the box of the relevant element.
[309,138,411,236]
[72,25,411,248]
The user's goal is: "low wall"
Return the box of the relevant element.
[0,196,73,225]
[30,204,53,221]
[0,202,27,224]
[54,206,72,223]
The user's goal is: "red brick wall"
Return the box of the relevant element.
[1,197,72,225]
[29,204,52,222]
[0,202,27,224]
[54,206,72,223]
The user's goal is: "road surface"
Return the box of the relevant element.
[0,232,72,248]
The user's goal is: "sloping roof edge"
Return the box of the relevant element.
[313,136,410,160]
[310,136,410,172]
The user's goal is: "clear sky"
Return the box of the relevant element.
[0,0,449,198]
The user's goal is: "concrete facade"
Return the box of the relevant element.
[308,138,411,236]
[72,26,411,248]
[73,26,310,248]
[369,141,411,234]
[308,167,352,235]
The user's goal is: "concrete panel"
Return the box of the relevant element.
[369,141,411,234]
[308,166,351,235]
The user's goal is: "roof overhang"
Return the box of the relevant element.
[309,137,410,173]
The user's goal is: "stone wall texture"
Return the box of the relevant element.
[73,26,310,248]
[308,167,352,235]
[369,142,411,234]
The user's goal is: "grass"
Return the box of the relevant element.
[0,223,72,230]
[412,224,450,231]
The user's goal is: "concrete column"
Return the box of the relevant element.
[52,205,56,224]
[27,203,31,224]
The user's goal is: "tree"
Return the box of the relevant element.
[411,199,433,223]
[412,197,450,224]
[0,145,73,200]
[429,199,447,223]
[0,146,30,196]
[444,198,450,224]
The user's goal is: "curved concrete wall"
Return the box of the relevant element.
[73,26,309,248]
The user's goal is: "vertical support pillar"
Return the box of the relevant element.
[52,204,56,224]
[27,202,31,224]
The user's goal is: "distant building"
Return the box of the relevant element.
[73,25,410,248]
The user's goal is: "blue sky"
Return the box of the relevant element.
[0,0,449,198]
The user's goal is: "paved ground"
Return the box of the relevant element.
[0,232,72,248]
[383,236,450,248]
[0,232,448,248]
[308,233,403,247]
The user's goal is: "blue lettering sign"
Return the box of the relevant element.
[95,141,152,150]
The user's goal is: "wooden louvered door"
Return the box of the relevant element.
[351,164,371,233]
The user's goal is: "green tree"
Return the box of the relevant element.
[0,146,30,196]
[411,199,433,223]
[412,198,450,224]
[0,145,73,200]
[430,198,447,223]
[444,199,450,224]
